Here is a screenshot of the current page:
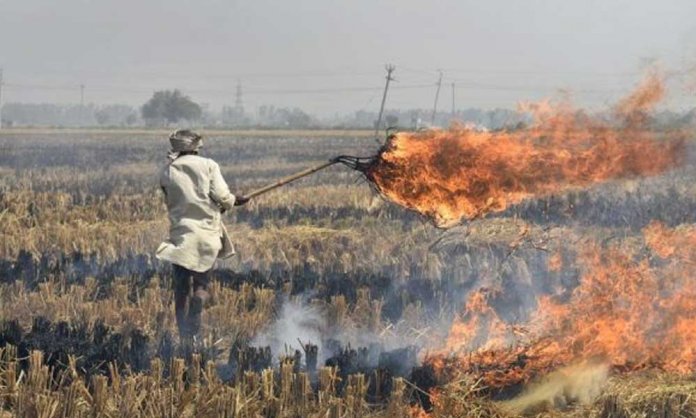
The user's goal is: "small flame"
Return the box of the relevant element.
[366,73,684,227]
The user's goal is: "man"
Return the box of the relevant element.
[156,129,248,341]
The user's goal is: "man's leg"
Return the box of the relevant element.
[187,270,211,338]
[172,264,192,338]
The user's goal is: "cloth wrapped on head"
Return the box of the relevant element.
[168,129,203,161]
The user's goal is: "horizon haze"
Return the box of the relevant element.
[1,0,695,116]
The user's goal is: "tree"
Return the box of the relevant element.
[141,90,202,125]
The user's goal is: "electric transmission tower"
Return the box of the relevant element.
[235,80,244,114]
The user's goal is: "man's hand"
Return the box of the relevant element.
[234,196,250,206]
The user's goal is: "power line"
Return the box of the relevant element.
[401,66,646,77]
[448,81,627,94]
[241,83,431,95]
[3,82,435,96]
[5,71,649,98]
[4,83,82,91]
[3,69,687,113]
[398,66,440,76]
[19,66,688,81]
[17,68,386,81]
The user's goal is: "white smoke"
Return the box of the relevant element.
[251,298,325,359]
[250,296,426,369]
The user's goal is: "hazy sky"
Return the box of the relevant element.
[1,0,695,115]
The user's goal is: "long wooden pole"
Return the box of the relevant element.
[239,159,338,200]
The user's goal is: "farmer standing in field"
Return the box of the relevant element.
[156,129,248,342]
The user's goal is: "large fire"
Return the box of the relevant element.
[366,73,685,227]
[424,221,696,389]
[362,72,695,403]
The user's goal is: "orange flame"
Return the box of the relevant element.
[366,74,684,227]
[427,222,696,388]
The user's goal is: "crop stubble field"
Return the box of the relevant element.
[0,130,695,417]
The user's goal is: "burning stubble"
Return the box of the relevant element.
[424,222,696,391]
[365,73,685,227]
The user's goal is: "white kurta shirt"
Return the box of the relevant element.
[156,154,236,272]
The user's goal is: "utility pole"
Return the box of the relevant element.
[80,84,85,126]
[451,82,456,119]
[0,68,4,130]
[374,64,395,141]
[431,70,443,126]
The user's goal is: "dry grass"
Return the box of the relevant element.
[0,277,275,340]
[1,132,695,417]
[0,346,415,418]
[528,373,696,418]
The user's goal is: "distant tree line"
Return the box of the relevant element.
[2,89,695,130]
[1,103,138,127]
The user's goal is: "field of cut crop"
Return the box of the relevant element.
[0,130,695,417]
